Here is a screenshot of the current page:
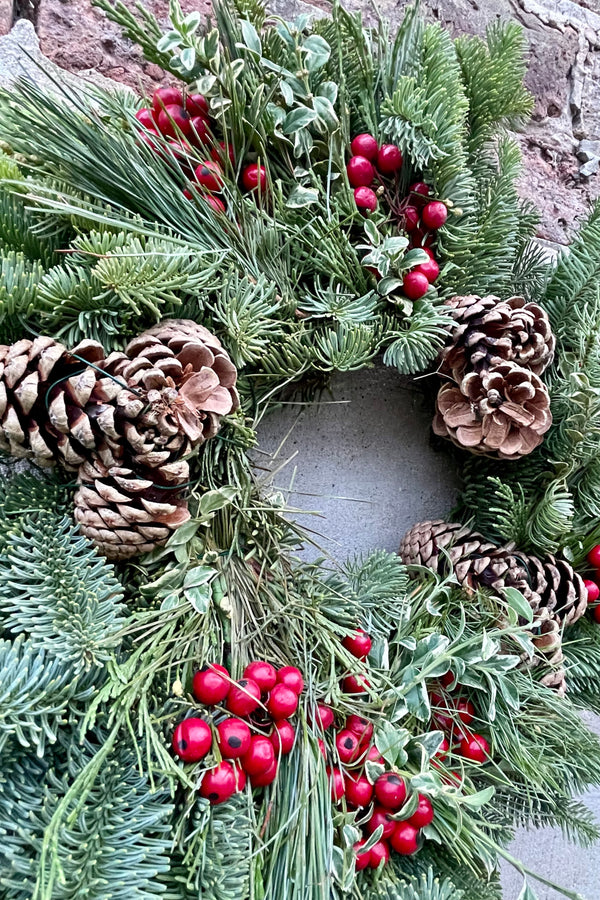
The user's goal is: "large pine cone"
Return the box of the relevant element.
[440,295,555,382]
[433,361,552,460]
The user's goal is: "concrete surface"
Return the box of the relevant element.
[256,362,600,900]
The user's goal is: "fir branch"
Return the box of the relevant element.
[0,250,45,344]
[382,301,453,375]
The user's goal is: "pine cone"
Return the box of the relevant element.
[74,457,191,560]
[433,361,552,460]
[440,295,555,381]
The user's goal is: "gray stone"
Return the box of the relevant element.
[578,139,600,161]
[580,156,600,177]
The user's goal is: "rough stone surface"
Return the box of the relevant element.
[0,0,12,35]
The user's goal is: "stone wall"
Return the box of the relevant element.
[1,0,599,242]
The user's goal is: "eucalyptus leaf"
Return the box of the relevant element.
[183,566,216,589]
[283,107,318,134]
[503,586,534,623]
[240,19,262,55]
[302,34,331,71]
[286,185,320,208]
[179,47,196,72]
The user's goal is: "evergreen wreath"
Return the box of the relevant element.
[0,2,600,899]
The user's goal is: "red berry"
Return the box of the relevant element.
[242,162,267,192]
[188,116,210,145]
[345,774,373,808]
[593,604,600,624]
[374,772,407,809]
[201,194,226,214]
[276,666,304,695]
[312,703,335,730]
[317,738,327,759]
[270,719,296,755]
[327,766,345,802]
[366,805,396,838]
[217,718,251,759]
[250,759,278,787]
[347,155,375,188]
[403,271,429,300]
[354,840,371,871]
[408,794,434,828]
[135,107,156,129]
[172,717,212,762]
[458,731,490,763]
[376,144,403,174]
[404,206,420,232]
[456,698,475,726]
[345,714,373,744]
[199,761,237,804]
[354,187,377,214]
[233,766,246,792]
[241,735,276,775]
[390,822,419,855]
[185,93,209,117]
[366,744,384,764]
[342,629,372,659]
[422,201,448,230]
[153,86,184,112]
[368,840,390,869]
[584,580,600,603]
[183,188,193,200]
[244,661,277,693]
[335,729,362,764]
[415,257,439,283]
[350,133,378,161]
[194,161,223,192]
[267,684,299,719]
[435,737,450,759]
[430,693,454,731]
[157,104,191,138]
[587,545,600,567]
[193,664,230,705]
[211,140,235,167]
[139,127,161,151]
[342,673,370,694]
[409,182,431,204]
[226,678,261,716]
[440,671,455,689]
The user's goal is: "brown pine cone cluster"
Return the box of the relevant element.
[433,295,555,460]
[0,319,239,559]
[399,520,587,695]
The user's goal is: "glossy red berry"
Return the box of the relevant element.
[366,744,384,764]
[345,774,373,808]
[342,673,370,693]
[430,693,455,730]
[404,206,420,232]
[276,666,304,695]
[172,717,212,762]
[242,163,267,192]
[408,794,434,828]
[328,766,345,801]
[317,738,327,759]
[354,187,378,214]
[415,256,439,283]
[439,670,456,689]
[342,629,372,659]
[211,140,235,167]
[185,93,209,117]
[422,201,448,229]
[267,684,299,719]
[194,161,223,192]
[347,155,375,188]
[201,194,226,214]
[458,731,490,763]
[390,822,419,855]
[376,144,403,174]
[135,107,156,129]
[199,761,238,804]
[456,698,475,726]
[345,714,373,744]
[587,545,600,567]
[584,580,600,603]
[312,703,335,730]
[188,116,210,145]
[374,772,407,810]
[241,735,276,775]
[244,660,277,693]
[368,840,390,869]
[366,805,396,838]
[217,718,251,759]
[354,840,371,871]
[270,719,296,755]
[193,663,230,705]
[593,604,600,624]
[335,729,362,764]
[435,736,450,759]
[226,678,261,716]
[153,86,184,112]
[350,133,378,161]
[409,182,431,204]
[157,105,191,138]
[250,759,278,787]
[403,271,430,300]
[233,766,247,792]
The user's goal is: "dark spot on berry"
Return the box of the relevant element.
[388,775,401,785]
[200,665,209,672]
[239,679,249,687]
[178,739,188,750]
[228,736,242,748]
[201,165,210,175]
[343,738,354,749]
[208,791,219,801]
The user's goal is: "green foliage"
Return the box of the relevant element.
[382,301,453,374]
[0,250,45,343]
[0,471,71,551]
[368,868,465,900]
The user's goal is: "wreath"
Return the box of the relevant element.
[0,2,599,899]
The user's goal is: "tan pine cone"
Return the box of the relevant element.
[74,457,191,560]
[433,361,552,460]
[440,295,555,382]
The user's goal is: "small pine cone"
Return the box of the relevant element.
[527,554,587,629]
[0,335,108,469]
[74,457,191,560]
[433,361,552,460]
[440,295,555,381]
[519,615,566,697]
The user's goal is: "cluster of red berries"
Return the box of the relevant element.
[134,85,267,211]
[430,675,490,764]
[172,660,303,805]
[584,544,600,623]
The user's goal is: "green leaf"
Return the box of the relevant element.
[240,19,262,55]
[317,81,338,104]
[183,566,217,589]
[517,881,539,900]
[460,786,495,810]
[375,721,410,766]
[200,487,237,517]
[283,106,318,134]
[184,584,212,614]
[312,96,338,131]
[286,185,320,208]
[503,586,534,624]
[302,34,331,71]
[179,46,196,71]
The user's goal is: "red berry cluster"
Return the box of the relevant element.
[171,661,303,805]
[430,678,490,764]
[134,85,266,210]
[347,134,403,215]
[584,545,600,623]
